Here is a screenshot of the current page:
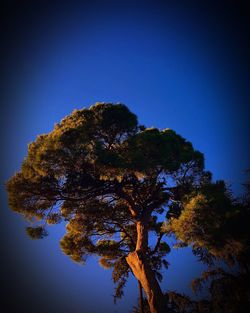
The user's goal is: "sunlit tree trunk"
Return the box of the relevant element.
[126,220,168,313]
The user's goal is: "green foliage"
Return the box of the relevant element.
[166,181,238,263]
[190,269,250,313]
[209,272,250,313]
[8,102,249,312]
[26,226,48,239]
[98,256,115,269]
[158,242,171,254]
[6,102,215,305]
[167,291,210,313]
[112,257,130,302]
[165,177,250,313]
[123,127,203,173]
[47,213,62,224]
[166,179,250,270]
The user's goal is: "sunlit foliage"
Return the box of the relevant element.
[166,174,250,312]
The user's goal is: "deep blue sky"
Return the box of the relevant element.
[1,1,249,313]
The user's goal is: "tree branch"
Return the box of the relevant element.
[150,233,164,255]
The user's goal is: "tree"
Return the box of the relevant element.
[166,174,250,312]
[7,103,212,313]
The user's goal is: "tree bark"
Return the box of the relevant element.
[126,220,168,313]
[138,280,144,313]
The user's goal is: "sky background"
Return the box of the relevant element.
[1,1,249,313]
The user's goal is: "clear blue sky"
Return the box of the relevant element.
[1,1,249,313]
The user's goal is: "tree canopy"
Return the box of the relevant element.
[7,103,248,313]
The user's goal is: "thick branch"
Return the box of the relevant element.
[151,233,164,255]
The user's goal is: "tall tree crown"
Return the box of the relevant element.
[7,102,208,301]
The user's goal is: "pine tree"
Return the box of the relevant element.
[7,103,214,313]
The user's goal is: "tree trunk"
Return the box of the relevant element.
[138,280,144,313]
[126,221,168,313]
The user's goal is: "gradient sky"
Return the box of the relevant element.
[1,1,249,313]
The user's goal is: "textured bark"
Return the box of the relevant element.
[126,221,168,313]
[136,221,148,252]
[126,251,167,313]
